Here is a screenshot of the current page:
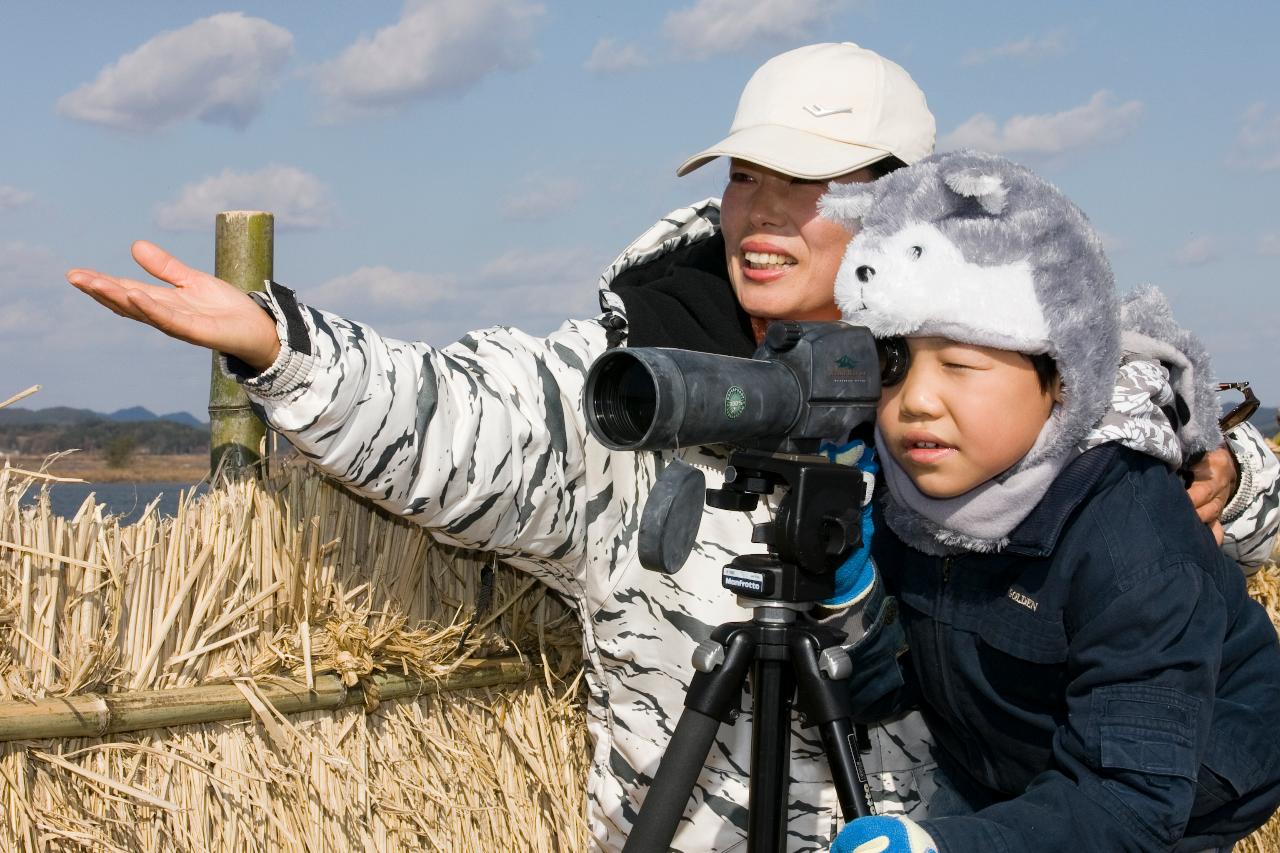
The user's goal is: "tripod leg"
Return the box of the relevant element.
[790,632,876,821]
[623,710,723,853]
[747,657,795,852]
[622,629,756,853]
[817,719,874,819]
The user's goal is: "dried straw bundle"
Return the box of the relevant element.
[1,450,1278,851]
[0,460,588,851]
[1240,565,1280,853]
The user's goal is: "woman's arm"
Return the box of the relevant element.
[68,243,614,584]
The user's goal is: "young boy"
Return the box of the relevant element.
[822,151,1280,853]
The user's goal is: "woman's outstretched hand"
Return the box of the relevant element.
[67,240,281,372]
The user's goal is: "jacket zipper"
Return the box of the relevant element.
[934,555,969,747]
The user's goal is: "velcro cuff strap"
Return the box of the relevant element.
[1221,443,1257,524]
[221,283,317,400]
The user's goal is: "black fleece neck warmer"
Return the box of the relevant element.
[608,233,758,359]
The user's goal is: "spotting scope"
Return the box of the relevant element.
[583,321,904,455]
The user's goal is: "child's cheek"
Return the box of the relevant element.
[875,387,897,421]
[874,392,903,461]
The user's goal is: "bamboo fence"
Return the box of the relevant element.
[0,453,1277,851]
[0,459,588,852]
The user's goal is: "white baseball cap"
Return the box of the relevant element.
[676,43,936,180]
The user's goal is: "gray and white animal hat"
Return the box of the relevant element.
[821,150,1223,553]
[822,149,1119,465]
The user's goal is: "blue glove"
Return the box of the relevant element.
[818,439,878,609]
[832,815,937,853]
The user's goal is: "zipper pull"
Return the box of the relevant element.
[941,557,952,584]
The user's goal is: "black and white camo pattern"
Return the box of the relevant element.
[232,201,945,852]
[1085,360,1280,569]
[1222,422,1280,567]
[1085,361,1186,466]
[231,200,1274,850]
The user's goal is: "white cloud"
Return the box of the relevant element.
[57,13,293,132]
[500,177,584,220]
[312,0,544,119]
[478,247,597,285]
[1227,102,1280,172]
[467,247,602,330]
[584,38,649,75]
[0,186,34,211]
[1097,230,1127,255]
[663,0,843,58]
[940,91,1143,158]
[154,166,335,232]
[0,242,60,293]
[1173,236,1219,267]
[1259,232,1280,256]
[305,266,454,318]
[0,242,76,338]
[961,30,1068,66]
[301,247,601,343]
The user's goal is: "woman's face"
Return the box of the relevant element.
[719,159,877,323]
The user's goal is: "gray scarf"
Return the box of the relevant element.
[880,360,1186,555]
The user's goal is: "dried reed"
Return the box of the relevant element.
[0,459,588,851]
[1,450,1278,851]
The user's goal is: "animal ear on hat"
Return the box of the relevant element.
[819,182,876,228]
[943,168,1008,215]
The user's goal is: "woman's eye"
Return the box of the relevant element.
[728,171,755,184]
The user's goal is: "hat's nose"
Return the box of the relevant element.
[855,265,876,283]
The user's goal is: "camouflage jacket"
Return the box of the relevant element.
[231,200,1278,852]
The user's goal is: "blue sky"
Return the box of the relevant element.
[2,1,1278,417]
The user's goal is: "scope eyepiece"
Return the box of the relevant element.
[876,337,909,387]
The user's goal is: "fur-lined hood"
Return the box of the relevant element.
[822,150,1120,465]
[821,151,1222,553]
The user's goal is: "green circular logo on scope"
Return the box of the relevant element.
[724,385,747,419]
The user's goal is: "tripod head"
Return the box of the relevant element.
[636,446,872,604]
[713,450,870,603]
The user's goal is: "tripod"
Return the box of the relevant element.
[624,451,877,853]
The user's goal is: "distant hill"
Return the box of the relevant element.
[0,406,103,427]
[0,405,208,456]
[1249,407,1279,438]
[108,406,208,429]
[0,405,207,429]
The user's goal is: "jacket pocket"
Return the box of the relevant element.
[1094,684,1200,780]
[967,597,1070,712]
[973,595,1069,665]
[1093,685,1202,844]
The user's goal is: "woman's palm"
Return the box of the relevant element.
[67,241,280,370]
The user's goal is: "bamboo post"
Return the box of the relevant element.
[0,660,530,742]
[209,211,273,477]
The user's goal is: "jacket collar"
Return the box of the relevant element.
[1003,444,1120,556]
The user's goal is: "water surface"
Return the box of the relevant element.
[20,481,208,526]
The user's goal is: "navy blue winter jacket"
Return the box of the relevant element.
[867,444,1280,852]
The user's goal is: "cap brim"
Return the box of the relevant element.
[676,125,894,179]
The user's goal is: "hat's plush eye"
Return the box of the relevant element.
[910,245,923,260]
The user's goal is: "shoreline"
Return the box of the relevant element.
[3,453,208,484]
